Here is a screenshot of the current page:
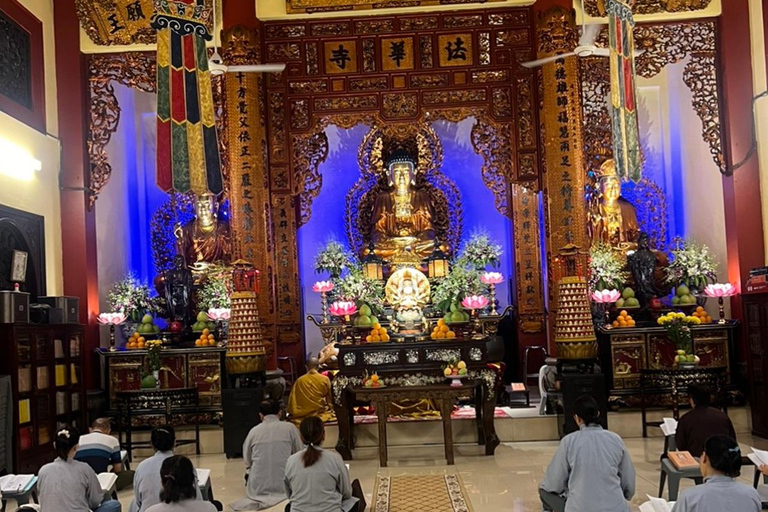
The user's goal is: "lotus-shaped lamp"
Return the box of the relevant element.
[329,301,357,317]
[481,272,504,285]
[207,308,231,321]
[703,283,737,298]
[312,280,334,293]
[97,312,127,325]
[462,295,489,310]
[591,289,621,304]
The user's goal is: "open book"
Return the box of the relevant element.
[640,495,675,512]
[748,447,768,467]
[660,418,678,437]
[0,474,35,494]
[196,468,211,488]
[98,472,118,495]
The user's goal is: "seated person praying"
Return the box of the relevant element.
[287,357,335,426]
[146,455,216,512]
[284,416,366,512]
[38,426,122,512]
[676,384,736,457]
[75,417,134,491]
[672,435,760,512]
[230,399,303,511]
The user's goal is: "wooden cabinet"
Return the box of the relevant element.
[0,324,86,474]
[743,294,768,438]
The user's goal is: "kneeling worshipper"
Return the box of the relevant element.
[284,417,366,512]
[539,396,635,512]
[287,357,335,426]
[146,455,216,512]
[38,426,122,512]
[672,436,760,512]
[230,399,303,511]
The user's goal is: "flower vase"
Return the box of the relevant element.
[153,370,161,389]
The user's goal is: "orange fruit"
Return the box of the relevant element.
[208,334,215,340]
[371,335,381,342]
[436,332,446,339]
[373,323,381,331]
[612,321,619,327]
[371,374,379,383]
[437,319,446,326]
[696,306,705,312]
[195,340,202,346]
[138,337,145,344]
[431,333,438,339]
[627,320,636,327]
[446,331,456,338]
[381,334,390,342]
[366,335,373,342]
[440,325,449,333]
[620,310,628,317]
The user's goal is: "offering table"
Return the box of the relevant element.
[331,338,500,461]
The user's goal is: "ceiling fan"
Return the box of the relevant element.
[206,0,285,76]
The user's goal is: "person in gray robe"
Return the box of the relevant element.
[129,426,202,512]
[230,400,302,511]
[540,396,635,512]
[672,435,760,512]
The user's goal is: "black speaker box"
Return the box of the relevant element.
[559,371,608,437]
[223,387,264,458]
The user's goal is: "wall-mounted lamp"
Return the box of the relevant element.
[0,139,42,181]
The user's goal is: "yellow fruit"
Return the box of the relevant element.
[373,323,381,331]
[446,331,456,338]
[458,361,467,369]
[443,368,452,376]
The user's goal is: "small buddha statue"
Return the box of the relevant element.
[385,267,431,334]
[590,159,640,250]
[627,232,670,308]
[175,193,232,274]
[369,150,437,263]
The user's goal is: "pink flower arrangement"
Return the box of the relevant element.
[97,312,127,325]
[703,283,738,298]
[312,281,334,293]
[461,295,489,310]
[329,301,357,317]
[480,272,504,285]
[591,289,621,304]
[207,308,231,321]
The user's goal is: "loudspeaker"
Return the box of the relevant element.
[560,372,607,437]
[223,387,264,458]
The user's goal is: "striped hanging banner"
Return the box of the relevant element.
[606,0,642,183]
[153,0,222,195]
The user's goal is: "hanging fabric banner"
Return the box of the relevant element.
[607,0,642,183]
[153,0,222,195]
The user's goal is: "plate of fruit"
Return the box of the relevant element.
[442,301,471,325]
[674,349,700,368]
[362,371,385,388]
[670,284,699,310]
[691,306,714,324]
[191,311,216,333]
[125,332,147,350]
[614,288,640,309]
[443,360,468,386]
[430,319,457,340]
[136,314,161,336]
[353,304,379,329]
[611,310,636,328]
[365,323,390,343]
[195,328,217,347]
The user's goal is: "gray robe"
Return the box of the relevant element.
[284,447,358,512]
[129,451,202,512]
[230,415,302,511]
[38,457,107,512]
[540,424,635,512]
[672,475,761,512]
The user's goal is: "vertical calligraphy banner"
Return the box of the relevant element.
[538,8,589,302]
[223,27,275,357]
[511,184,545,334]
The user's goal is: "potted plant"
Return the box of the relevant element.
[462,232,502,270]
[141,339,163,388]
[589,243,628,292]
[431,259,485,315]
[665,238,718,293]
[314,241,354,279]
[657,312,701,368]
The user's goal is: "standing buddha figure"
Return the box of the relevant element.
[590,158,640,250]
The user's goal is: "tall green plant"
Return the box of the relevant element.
[432,258,485,312]
[334,265,385,314]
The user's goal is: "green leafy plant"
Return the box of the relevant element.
[145,339,163,372]
[107,274,165,322]
[665,237,718,290]
[432,258,485,312]
[589,243,628,291]
[196,274,232,310]
[334,265,385,314]
[314,240,354,277]
[462,232,502,269]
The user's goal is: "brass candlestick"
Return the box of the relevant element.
[488,283,498,316]
[718,297,726,324]
[109,324,117,352]
[321,291,329,324]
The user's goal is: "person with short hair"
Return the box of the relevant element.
[675,384,736,457]
[129,425,202,512]
[75,417,134,490]
[38,426,122,512]
[230,399,303,511]
[539,395,635,512]
[283,417,366,512]
[145,455,216,512]
[672,435,760,511]
[286,358,335,426]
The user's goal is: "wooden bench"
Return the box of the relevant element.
[348,383,491,467]
[116,387,200,461]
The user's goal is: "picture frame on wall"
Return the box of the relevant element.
[11,250,28,282]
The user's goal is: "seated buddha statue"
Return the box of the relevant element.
[175,193,232,275]
[369,151,437,264]
[590,158,640,251]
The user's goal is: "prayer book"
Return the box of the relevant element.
[748,447,768,467]
[0,474,35,494]
[660,418,677,437]
[668,450,698,469]
[196,468,211,488]
[510,383,527,392]
[98,472,118,495]
[640,494,674,512]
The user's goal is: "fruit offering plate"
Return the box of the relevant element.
[446,375,466,387]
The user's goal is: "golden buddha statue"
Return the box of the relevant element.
[385,267,431,334]
[370,152,436,263]
[175,193,232,274]
[590,158,640,250]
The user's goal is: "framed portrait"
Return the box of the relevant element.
[11,250,28,282]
